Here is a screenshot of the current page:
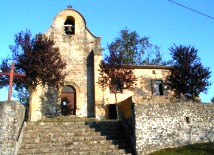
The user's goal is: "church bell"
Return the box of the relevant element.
[67,25,72,33]
[64,24,73,34]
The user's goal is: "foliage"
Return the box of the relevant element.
[14,88,30,120]
[0,30,67,91]
[40,86,59,118]
[211,97,214,103]
[107,28,170,65]
[149,142,214,155]
[98,47,137,104]
[14,88,29,104]
[166,45,211,101]
[0,58,11,87]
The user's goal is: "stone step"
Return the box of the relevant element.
[22,130,102,138]
[22,131,123,139]
[18,145,129,155]
[22,136,129,146]
[25,123,88,130]
[26,124,123,133]
[24,137,128,148]
[20,142,130,153]
[21,135,129,147]
[18,120,133,155]
[23,131,127,139]
[18,149,131,155]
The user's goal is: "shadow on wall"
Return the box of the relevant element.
[40,86,60,118]
[132,76,152,96]
[87,50,95,117]
[117,97,137,155]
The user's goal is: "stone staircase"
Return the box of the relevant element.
[18,119,134,155]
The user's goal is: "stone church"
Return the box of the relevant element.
[29,6,171,122]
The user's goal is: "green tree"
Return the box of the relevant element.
[166,45,211,101]
[108,28,169,65]
[14,88,29,104]
[0,30,66,97]
[14,88,30,120]
[211,97,214,103]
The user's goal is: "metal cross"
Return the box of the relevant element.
[0,62,26,101]
[67,5,72,9]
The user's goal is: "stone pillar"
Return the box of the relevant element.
[0,101,25,154]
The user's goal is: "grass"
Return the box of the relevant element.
[149,143,214,155]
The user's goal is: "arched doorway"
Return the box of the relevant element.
[61,85,76,115]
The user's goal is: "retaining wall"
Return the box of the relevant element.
[135,101,214,154]
[118,96,214,154]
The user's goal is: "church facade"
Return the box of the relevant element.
[29,6,171,122]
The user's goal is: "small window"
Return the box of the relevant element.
[186,117,190,124]
[152,70,156,74]
[64,16,75,35]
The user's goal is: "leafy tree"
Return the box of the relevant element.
[211,97,214,103]
[14,88,29,105]
[0,30,66,93]
[40,86,59,117]
[98,47,137,104]
[166,45,211,101]
[108,28,170,65]
[14,88,30,120]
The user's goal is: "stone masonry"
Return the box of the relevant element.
[0,101,25,155]
[29,7,103,121]
[18,120,133,154]
[118,96,214,155]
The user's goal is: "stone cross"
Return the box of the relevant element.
[0,62,26,101]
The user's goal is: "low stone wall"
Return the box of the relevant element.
[0,101,25,155]
[134,101,214,154]
[118,96,214,154]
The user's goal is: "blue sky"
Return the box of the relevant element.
[0,0,213,102]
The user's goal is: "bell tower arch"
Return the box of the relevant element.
[64,16,75,35]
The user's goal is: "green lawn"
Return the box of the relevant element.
[149,143,214,155]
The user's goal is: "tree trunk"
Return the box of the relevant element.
[114,93,117,104]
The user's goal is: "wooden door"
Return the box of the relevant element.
[61,86,76,115]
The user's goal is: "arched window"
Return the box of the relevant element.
[64,16,75,35]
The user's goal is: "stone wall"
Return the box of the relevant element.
[134,99,214,154]
[117,96,214,154]
[0,101,25,155]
